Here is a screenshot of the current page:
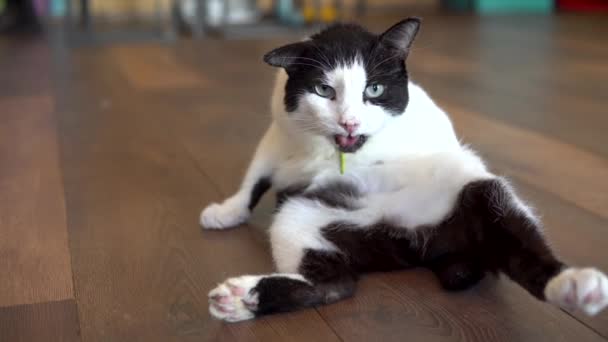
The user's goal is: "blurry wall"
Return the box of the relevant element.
[89,0,436,18]
[90,0,171,19]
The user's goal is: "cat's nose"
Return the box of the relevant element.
[339,120,360,134]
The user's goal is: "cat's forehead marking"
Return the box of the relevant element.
[324,59,368,103]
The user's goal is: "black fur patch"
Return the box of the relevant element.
[428,253,484,291]
[321,222,422,272]
[275,180,361,210]
[251,251,357,316]
[248,177,271,211]
[302,181,361,209]
[252,277,317,316]
[275,183,309,210]
[427,179,564,298]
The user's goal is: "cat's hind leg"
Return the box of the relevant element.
[458,178,608,316]
[429,253,485,291]
[209,198,359,322]
[208,252,357,322]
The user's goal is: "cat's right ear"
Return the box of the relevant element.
[263,42,310,69]
[379,17,421,57]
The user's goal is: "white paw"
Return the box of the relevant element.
[545,267,608,316]
[208,275,262,322]
[200,199,250,229]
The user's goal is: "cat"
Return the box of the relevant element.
[200,18,608,322]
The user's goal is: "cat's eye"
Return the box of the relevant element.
[314,84,336,99]
[365,84,385,98]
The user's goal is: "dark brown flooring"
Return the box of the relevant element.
[1,14,608,342]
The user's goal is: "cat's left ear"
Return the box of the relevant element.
[379,17,421,57]
[263,42,310,69]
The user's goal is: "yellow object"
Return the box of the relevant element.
[320,5,337,23]
[302,4,316,23]
[90,0,171,19]
[339,152,346,174]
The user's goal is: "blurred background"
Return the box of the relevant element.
[1,0,607,40]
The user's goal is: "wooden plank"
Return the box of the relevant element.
[317,272,606,342]
[0,95,74,307]
[111,45,205,90]
[0,40,51,98]
[0,299,81,342]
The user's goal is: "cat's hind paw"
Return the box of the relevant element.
[200,200,250,229]
[208,276,261,322]
[545,267,608,316]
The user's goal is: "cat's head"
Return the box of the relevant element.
[264,18,421,153]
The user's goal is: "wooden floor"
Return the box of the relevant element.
[1,14,608,342]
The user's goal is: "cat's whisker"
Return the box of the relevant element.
[292,124,324,133]
[277,56,325,65]
[364,44,381,69]
[368,68,402,80]
[287,118,321,128]
[272,59,325,71]
[310,43,333,70]
[275,57,328,70]
[290,120,334,135]
[369,55,401,74]
[287,62,327,71]
[290,117,328,128]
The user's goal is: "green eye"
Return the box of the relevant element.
[314,84,336,99]
[365,84,385,98]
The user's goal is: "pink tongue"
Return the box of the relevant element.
[337,135,358,147]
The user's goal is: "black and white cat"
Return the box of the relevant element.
[201,18,608,322]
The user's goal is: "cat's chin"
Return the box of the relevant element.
[333,134,368,153]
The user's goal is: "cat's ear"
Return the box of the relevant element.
[263,42,310,69]
[379,17,421,56]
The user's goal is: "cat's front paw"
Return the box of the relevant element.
[545,267,608,316]
[200,200,250,229]
[208,276,261,322]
